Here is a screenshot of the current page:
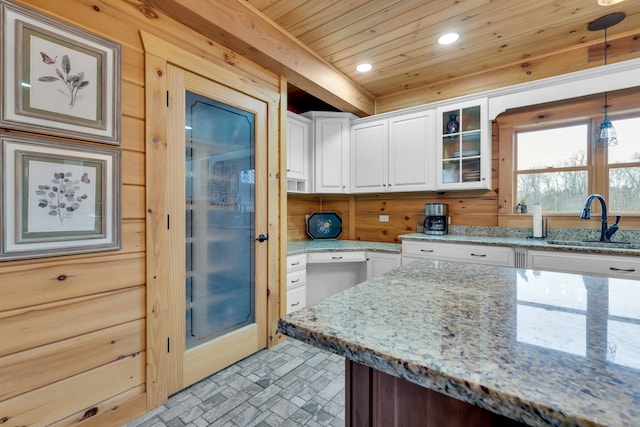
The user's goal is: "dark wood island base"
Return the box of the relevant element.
[345,360,526,427]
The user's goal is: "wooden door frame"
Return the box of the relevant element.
[141,31,285,409]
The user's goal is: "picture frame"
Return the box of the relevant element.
[1,132,121,260]
[306,212,342,240]
[0,0,121,144]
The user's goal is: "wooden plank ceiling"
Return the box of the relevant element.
[246,0,640,111]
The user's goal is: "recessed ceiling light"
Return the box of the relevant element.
[598,0,624,5]
[356,63,373,73]
[438,32,459,45]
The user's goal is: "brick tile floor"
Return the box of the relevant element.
[124,339,345,427]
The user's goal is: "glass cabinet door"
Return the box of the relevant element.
[437,98,489,190]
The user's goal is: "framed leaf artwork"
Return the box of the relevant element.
[0,132,121,260]
[0,0,121,144]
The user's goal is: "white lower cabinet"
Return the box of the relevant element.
[291,250,401,308]
[367,251,401,279]
[306,251,367,305]
[286,254,307,313]
[401,240,514,267]
[307,251,367,263]
[286,285,307,314]
[527,250,640,280]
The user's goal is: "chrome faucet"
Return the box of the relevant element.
[580,194,620,242]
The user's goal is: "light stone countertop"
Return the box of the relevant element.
[287,225,640,257]
[287,239,401,256]
[278,259,640,426]
[398,232,640,256]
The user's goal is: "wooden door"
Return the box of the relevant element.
[166,65,268,392]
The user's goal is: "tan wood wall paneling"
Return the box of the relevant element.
[0,319,144,401]
[144,50,172,406]
[123,184,146,220]
[50,387,147,427]
[0,352,145,427]
[274,76,289,345]
[123,150,145,186]
[288,191,500,243]
[123,116,145,153]
[0,286,144,357]
[122,219,145,254]
[0,253,144,312]
[0,0,283,425]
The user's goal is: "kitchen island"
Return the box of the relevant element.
[278,259,640,426]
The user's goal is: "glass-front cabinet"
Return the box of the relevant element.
[436,98,491,190]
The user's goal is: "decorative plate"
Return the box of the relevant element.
[306,212,342,240]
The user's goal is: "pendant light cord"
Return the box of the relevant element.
[603,26,609,113]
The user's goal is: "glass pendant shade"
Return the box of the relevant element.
[588,12,625,148]
[596,114,617,147]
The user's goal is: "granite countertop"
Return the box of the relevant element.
[399,230,640,257]
[287,239,401,256]
[288,226,640,257]
[278,259,640,426]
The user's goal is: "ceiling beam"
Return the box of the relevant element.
[142,0,375,116]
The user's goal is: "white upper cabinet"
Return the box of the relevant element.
[436,98,491,191]
[351,119,388,193]
[388,110,435,192]
[286,112,311,193]
[351,110,434,193]
[303,111,356,194]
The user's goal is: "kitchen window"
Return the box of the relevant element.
[515,123,590,213]
[515,116,640,214]
[607,117,640,212]
[500,90,640,216]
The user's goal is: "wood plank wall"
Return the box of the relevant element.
[287,123,500,243]
[0,1,281,425]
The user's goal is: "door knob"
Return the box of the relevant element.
[256,234,268,242]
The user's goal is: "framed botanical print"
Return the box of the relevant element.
[0,132,121,260]
[0,0,121,144]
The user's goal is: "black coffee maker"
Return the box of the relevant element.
[423,203,448,235]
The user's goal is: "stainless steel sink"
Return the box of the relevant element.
[546,240,640,250]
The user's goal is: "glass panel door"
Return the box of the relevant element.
[441,105,481,184]
[185,91,255,349]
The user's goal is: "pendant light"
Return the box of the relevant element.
[588,12,625,147]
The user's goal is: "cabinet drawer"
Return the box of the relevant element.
[287,286,307,314]
[307,251,367,263]
[287,269,306,289]
[527,250,640,279]
[287,253,307,271]
[402,241,514,267]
